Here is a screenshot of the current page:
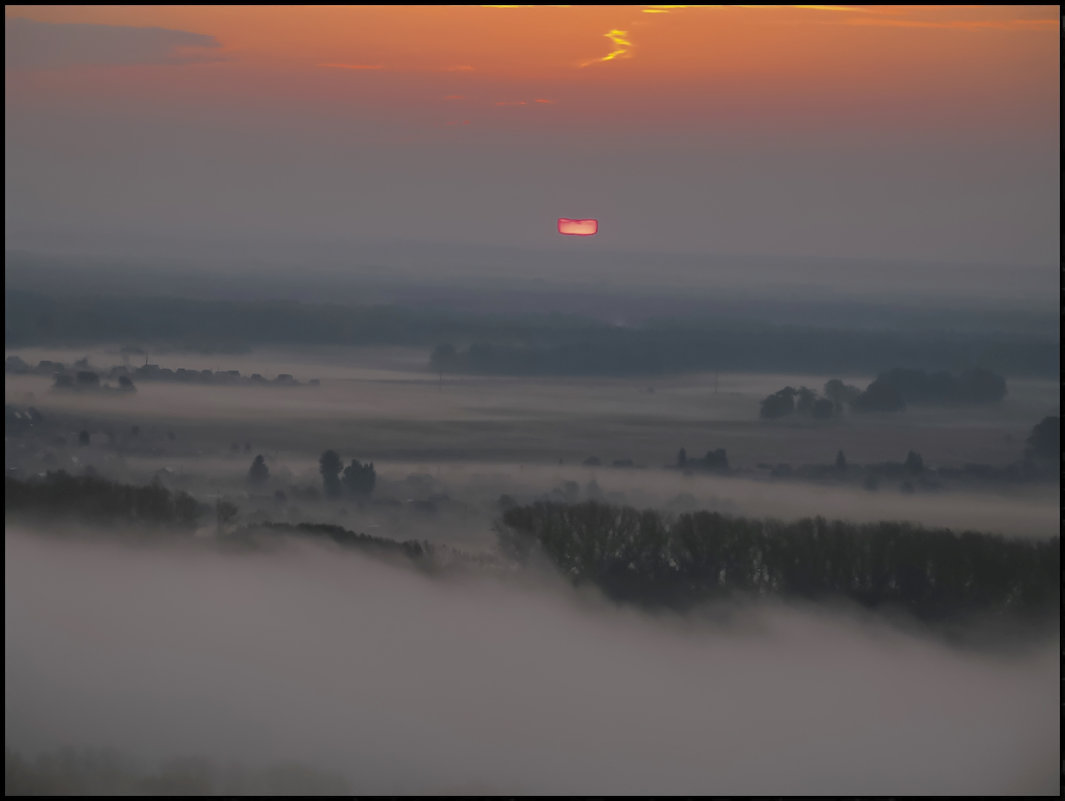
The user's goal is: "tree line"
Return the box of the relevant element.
[429,325,1057,378]
[759,368,1008,419]
[497,501,1059,622]
[5,472,201,528]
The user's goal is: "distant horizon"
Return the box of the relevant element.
[3,228,1058,272]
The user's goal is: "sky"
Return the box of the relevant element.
[4,5,1060,266]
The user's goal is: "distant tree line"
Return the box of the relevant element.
[4,748,352,796]
[497,501,1059,622]
[252,522,430,562]
[428,325,1057,378]
[675,447,730,472]
[6,356,316,388]
[4,288,1055,376]
[760,368,1008,418]
[5,472,202,528]
[1025,416,1059,462]
[318,450,376,498]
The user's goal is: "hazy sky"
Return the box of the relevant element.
[4,5,1060,265]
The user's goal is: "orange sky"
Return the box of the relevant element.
[4,6,1060,263]
[6,5,1059,136]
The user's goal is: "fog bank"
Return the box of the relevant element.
[5,526,1058,795]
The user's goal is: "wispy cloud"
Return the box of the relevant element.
[5,17,223,71]
[442,94,465,100]
[494,98,555,106]
[442,64,475,72]
[318,63,384,70]
[641,4,878,13]
[580,28,632,67]
[827,16,1059,32]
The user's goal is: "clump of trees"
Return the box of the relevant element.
[760,385,840,420]
[851,378,907,413]
[850,367,1008,413]
[5,472,201,528]
[763,368,1010,418]
[319,450,376,498]
[50,370,137,395]
[254,522,429,562]
[1025,416,1059,462]
[876,367,1008,405]
[497,501,1059,622]
[675,447,729,472]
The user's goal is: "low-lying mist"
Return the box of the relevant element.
[6,524,1058,795]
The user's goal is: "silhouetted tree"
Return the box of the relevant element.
[248,455,270,486]
[342,459,376,497]
[876,367,1007,405]
[795,386,817,414]
[851,379,906,413]
[1025,416,1059,462]
[704,449,729,472]
[759,387,796,419]
[824,378,861,409]
[904,450,925,474]
[677,448,687,467]
[319,450,342,498]
[835,450,847,471]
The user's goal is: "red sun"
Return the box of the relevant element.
[558,218,598,236]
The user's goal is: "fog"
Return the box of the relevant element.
[7,349,1059,547]
[5,525,1057,795]
[6,243,1060,339]
[7,6,1059,795]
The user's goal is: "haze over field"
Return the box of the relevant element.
[6,527,1059,795]
[5,4,1060,797]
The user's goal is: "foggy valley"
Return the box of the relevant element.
[5,339,1060,795]
[5,4,1060,796]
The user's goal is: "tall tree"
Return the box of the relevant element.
[248,454,270,486]
[319,450,342,498]
[835,450,847,471]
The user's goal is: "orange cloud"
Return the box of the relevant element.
[442,64,475,71]
[318,63,384,70]
[443,94,465,100]
[580,28,631,67]
[827,17,1059,32]
[494,98,555,106]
